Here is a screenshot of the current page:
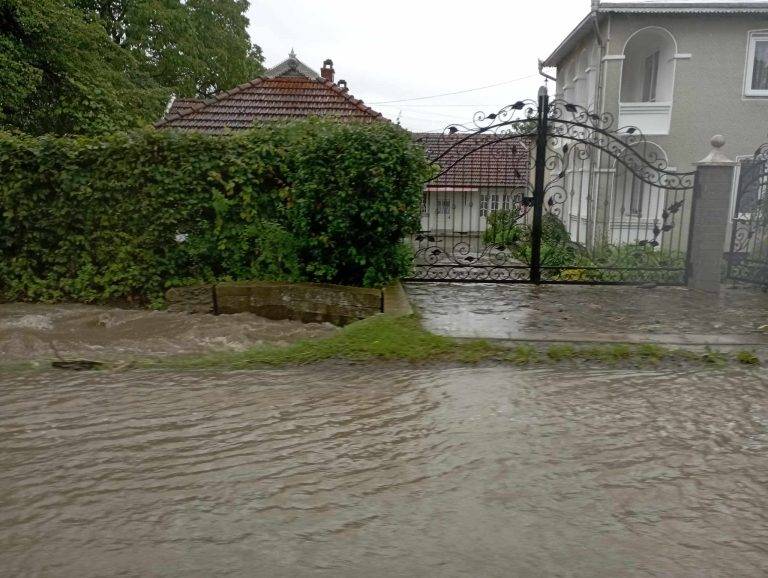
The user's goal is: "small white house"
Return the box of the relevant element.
[415,133,532,237]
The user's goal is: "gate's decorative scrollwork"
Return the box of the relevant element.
[408,89,695,285]
[726,144,768,288]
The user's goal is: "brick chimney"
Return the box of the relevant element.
[321,59,334,82]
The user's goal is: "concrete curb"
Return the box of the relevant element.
[167,280,416,325]
[453,331,768,348]
[382,281,414,317]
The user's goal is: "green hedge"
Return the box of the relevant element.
[0,119,431,303]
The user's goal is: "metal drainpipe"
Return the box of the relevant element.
[538,60,557,84]
[590,13,608,250]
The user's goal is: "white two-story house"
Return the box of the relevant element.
[541,0,768,249]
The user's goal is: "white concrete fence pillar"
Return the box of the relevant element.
[686,135,736,292]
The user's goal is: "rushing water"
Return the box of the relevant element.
[0,304,336,363]
[1,366,767,577]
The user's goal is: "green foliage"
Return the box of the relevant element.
[566,245,687,282]
[0,0,168,134]
[73,0,264,99]
[0,0,263,135]
[736,350,760,365]
[139,314,757,371]
[701,348,728,366]
[487,211,587,269]
[279,121,426,287]
[483,207,525,246]
[160,314,456,369]
[0,119,431,303]
[489,210,686,282]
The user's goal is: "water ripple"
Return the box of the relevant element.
[0,366,766,577]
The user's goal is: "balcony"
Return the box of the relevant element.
[618,102,672,135]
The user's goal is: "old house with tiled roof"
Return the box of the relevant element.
[414,133,532,235]
[156,51,384,131]
[156,51,532,238]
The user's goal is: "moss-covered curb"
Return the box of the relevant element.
[141,314,764,371]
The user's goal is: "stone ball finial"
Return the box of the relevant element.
[697,134,734,165]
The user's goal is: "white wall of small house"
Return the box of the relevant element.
[420,187,527,234]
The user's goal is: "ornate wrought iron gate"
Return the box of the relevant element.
[726,144,768,288]
[409,87,695,284]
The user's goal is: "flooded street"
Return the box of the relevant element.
[1,366,767,577]
[405,283,768,343]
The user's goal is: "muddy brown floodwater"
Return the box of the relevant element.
[0,303,337,363]
[1,366,767,577]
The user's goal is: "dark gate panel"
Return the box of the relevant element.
[411,125,535,282]
[727,144,768,287]
[407,88,695,285]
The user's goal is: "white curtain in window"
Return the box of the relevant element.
[752,40,768,91]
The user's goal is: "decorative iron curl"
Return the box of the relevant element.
[548,100,615,131]
[730,220,756,254]
[469,99,538,131]
[408,265,531,282]
[546,100,695,190]
[412,235,529,269]
[752,142,768,161]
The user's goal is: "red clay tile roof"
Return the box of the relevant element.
[166,97,204,117]
[156,76,384,132]
[415,132,531,189]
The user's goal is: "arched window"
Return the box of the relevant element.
[621,27,677,103]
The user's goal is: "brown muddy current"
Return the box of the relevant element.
[1,366,767,577]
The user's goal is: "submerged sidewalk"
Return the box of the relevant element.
[405,283,768,346]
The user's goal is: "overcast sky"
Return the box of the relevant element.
[247,0,762,131]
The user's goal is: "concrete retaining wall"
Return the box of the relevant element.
[166,281,411,326]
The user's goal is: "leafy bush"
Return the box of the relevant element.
[483,208,525,246]
[488,210,686,282]
[0,119,431,303]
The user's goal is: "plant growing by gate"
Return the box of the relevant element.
[482,208,526,246]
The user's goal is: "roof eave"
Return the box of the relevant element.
[542,12,597,68]
[599,2,768,13]
[543,2,768,68]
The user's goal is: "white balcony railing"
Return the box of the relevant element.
[618,102,672,135]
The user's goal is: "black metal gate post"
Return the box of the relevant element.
[530,85,549,283]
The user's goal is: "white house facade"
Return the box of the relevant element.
[542,0,768,251]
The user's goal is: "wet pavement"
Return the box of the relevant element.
[0,303,337,363]
[406,283,768,344]
[1,365,767,577]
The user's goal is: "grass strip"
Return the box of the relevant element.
[146,314,764,371]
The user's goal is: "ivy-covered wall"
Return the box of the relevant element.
[0,119,431,304]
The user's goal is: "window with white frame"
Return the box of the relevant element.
[745,31,768,97]
[437,198,451,216]
[479,194,488,217]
